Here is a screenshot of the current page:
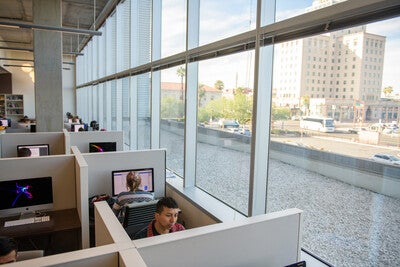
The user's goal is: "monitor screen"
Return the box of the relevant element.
[0,119,9,127]
[0,176,53,217]
[89,142,117,153]
[112,168,154,196]
[72,124,85,132]
[17,144,50,157]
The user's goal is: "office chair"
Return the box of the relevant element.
[122,199,158,238]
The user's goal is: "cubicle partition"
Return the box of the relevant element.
[0,155,77,211]
[82,149,166,199]
[0,155,82,256]
[71,146,90,249]
[0,132,65,157]
[7,244,121,267]
[133,208,303,267]
[68,130,124,153]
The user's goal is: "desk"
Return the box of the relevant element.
[0,209,81,255]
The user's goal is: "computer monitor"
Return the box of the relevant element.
[71,123,86,132]
[111,168,154,196]
[0,119,9,127]
[89,142,117,153]
[17,144,50,157]
[0,176,54,218]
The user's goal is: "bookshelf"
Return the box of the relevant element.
[0,94,24,122]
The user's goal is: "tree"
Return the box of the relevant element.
[231,91,252,125]
[198,83,205,107]
[176,66,186,100]
[214,80,224,90]
[272,107,290,121]
[383,86,393,97]
[161,97,184,119]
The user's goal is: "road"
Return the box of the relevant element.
[272,120,400,158]
[272,135,400,159]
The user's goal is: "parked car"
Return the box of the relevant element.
[348,127,367,134]
[239,128,251,136]
[370,153,400,165]
[219,119,240,129]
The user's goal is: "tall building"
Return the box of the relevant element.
[274,0,386,122]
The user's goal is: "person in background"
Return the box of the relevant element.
[17,147,31,157]
[112,171,154,218]
[133,197,185,239]
[0,236,17,264]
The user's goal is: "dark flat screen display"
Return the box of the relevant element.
[89,142,117,153]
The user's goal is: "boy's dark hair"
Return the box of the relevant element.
[156,197,179,213]
[0,236,17,256]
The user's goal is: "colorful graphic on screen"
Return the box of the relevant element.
[12,183,33,207]
[90,144,103,152]
[0,177,53,211]
[89,142,117,153]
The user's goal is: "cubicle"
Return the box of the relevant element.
[69,147,166,249]
[0,130,124,158]
[0,134,304,266]
[0,132,65,157]
[0,154,81,254]
[133,208,303,267]
[67,130,124,153]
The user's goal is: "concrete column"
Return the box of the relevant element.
[33,0,63,132]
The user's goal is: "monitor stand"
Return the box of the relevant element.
[19,211,36,220]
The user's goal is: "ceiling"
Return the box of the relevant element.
[0,0,114,59]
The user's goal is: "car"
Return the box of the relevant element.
[219,119,240,129]
[348,127,367,134]
[370,154,400,165]
[239,128,251,136]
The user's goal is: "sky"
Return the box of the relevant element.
[160,0,400,95]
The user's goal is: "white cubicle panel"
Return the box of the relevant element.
[94,201,131,247]
[0,132,65,157]
[0,155,77,211]
[82,149,166,199]
[134,208,303,267]
[119,249,148,267]
[4,244,121,267]
[68,130,124,153]
[71,145,90,249]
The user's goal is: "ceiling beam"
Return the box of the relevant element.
[0,19,102,36]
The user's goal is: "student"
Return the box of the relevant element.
[0,236,17,264]
[112,171,154,218]
[133,197,185,239]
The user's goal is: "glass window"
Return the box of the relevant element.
[137,73,151,150]
[268,18,400,266]
[274,0,349,23]
[160,66,186,176]
[196,51,254,214]
[162,0,186,58]
[199,0,256,46]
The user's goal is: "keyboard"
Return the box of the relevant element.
[4,216,50,227]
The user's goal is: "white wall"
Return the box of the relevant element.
[62,55,76,118]
[1,52,76,120]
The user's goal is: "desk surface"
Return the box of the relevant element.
[0,209,81,238]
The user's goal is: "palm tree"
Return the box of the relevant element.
[176,67,185,100]
[383,86,393,97]
[214,80,224,90]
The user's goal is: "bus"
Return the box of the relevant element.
[300,116,335,132]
